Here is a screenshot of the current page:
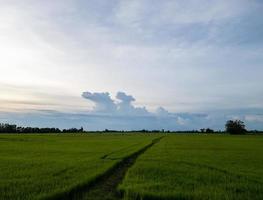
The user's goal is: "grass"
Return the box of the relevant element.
[1,133,263,200]
[119,134,263,200]
[0,133,157,200]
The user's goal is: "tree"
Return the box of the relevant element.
[225,120,246,134]
[205,128,214,133]
[200,128,205,133]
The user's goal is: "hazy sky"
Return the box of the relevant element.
[0,0,263,130]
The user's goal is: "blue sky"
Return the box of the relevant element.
[0,0,263,130]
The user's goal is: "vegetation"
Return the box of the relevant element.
[0,123,210,134]
[120,134,263,200]
[225,120,247,134]
[0,123,84,133]
[1,128,263,200]
[0,134,157,200]
[1,122,262,134]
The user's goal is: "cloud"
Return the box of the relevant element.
[82,92,117,113]
[1,106,263,131]
[0,1,263,131]
[155,107,169,116]
[176,116,190,126]
[116,91,149,115]
[79,91,215,130]
[114,0,243,28]
[1,0,263,115]
[116,91,135,103]
[82,91,149,116]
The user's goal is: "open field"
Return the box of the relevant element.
[0,134,157,200]
[1,134,263,200]
[120,134,263,200]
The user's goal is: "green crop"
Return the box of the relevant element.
[0,134,156,200]
[120,134,263,200]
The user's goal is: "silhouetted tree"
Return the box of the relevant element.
[225,120,246,135]
[200,128,205,133]
[205,128,214,133]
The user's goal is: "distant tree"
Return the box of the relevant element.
[200,128,205,133]
[225,120,246,135]
[199,128,214,133]
[205,128,214,133]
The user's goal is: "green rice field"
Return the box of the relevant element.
[0,134,156,200]
[0,134,263,200]
[120,134,263,200]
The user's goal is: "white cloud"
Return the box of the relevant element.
[82,92,117,114]
[116,91,148,115]
[82,91,149,116]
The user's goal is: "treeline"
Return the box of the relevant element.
[98,129,262,134]
[101,128,224,134]
[0,122,262,134]
[92,126,263,134]
[0,123,84,133]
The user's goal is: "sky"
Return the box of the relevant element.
[0,0,263,130]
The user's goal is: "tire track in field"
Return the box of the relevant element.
[48,136,164,200]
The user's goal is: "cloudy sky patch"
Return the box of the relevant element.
[0,0,263,130]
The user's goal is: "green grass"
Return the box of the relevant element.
[1,134,263,200]
[120,134,263,200]
[0,133,157,200]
